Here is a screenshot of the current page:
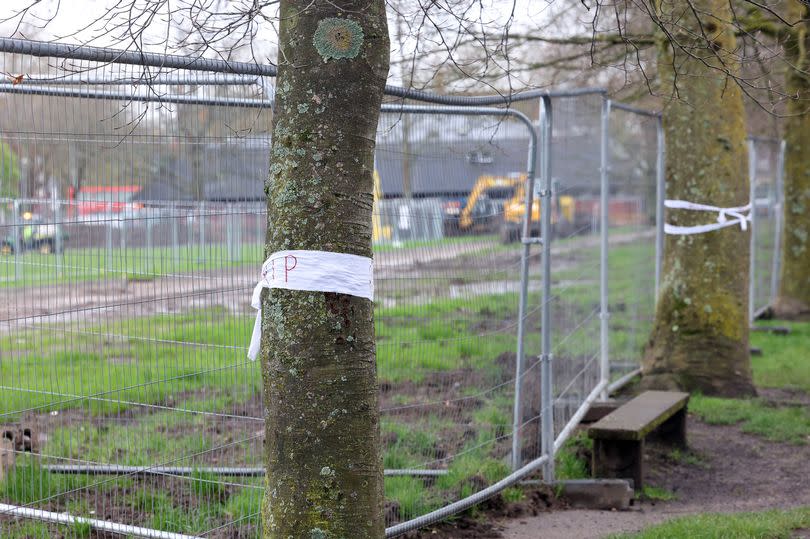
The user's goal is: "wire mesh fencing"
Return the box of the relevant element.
[0,50,273,539]
[373,106,539,526]
[0,44,551,537]
[748,137,785,322]
[0,37,788,539]
[605,104,663,384]
[544,94,604,455]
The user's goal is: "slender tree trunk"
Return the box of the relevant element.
[775,1,810,318]
[260,2,389,537]
[642,0,756,397]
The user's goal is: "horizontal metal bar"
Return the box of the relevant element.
[607,368,642,395]
[23,74,262,86]
[383,85,608,105]
[0,85,542,133]
[0,83,270,108]
[553,379,608,454]
[43,464,447,478]
[750,325,790,335]
[384,469,449,477]
[752,304,773,321]
[609,361,640,372]
[0,37,277,77]
[747,135,780,144]
[610,101,661,118]
[43,465,265,477]
[0,503,201,539]
[0,37,608,105]
[385,454,549,537]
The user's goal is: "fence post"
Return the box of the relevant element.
[748,139,757,325]
[119,213,126,273]
[226,211,234,261]
[539,95,555,482]
[106,216,113,274]
[52,189,62,277]
[771,140,786,306]
[511,107,540,471]
[654,117,665,301]
[599,99,611,401]
[146,210,153,274]
[172,204,180,269]
[199,201,205,264]
[13,199,20,282]
[234,208,242,261]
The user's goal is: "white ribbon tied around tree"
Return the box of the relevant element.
[247,250,374,361]
[664,200,752,235]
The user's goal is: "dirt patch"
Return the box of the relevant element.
[409,486,565,538]
[498,415,810,538]
[759,387,810,408]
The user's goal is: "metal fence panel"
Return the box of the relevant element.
[545,94,604,459]
[2,37,784,539]
[0,47,549,536]
[748,137,783,321]
[374,107,536,526]
[606,105,661,380]
[0,52,270,539]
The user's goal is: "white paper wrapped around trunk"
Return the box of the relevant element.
[248,250,374,360]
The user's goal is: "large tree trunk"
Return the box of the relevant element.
[260,2,389,537]
[642,0,756,397]
[775,1,810,318]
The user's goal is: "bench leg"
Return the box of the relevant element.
[657,408,687,448]
[592,438,644,490]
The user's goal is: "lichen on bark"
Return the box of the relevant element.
[642,0,756,397]
[313,17,365,61]
[259,1,389,537]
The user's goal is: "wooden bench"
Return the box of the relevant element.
[587,390,689,489]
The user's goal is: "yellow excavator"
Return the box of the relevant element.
[501,177,576,243]
[444,174,524,236]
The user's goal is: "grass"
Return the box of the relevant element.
[640,485,677,501]
[668,448,707,468]
[385,476,437,520]
[554,432,591,480]
[751,321,810,393]
[681,320,810,445]
[373,234,498,253]
[0,234,501,288]
[613,507,810,538]
[0,242,264,288]
[0,237,641,533]
[689,395,810,445]
[0,279,529,529]
[0,288,533,417]
[1,455,134,506]
[14,234,798,534]
[0,308,259,418]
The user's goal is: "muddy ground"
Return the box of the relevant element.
[0,229,655,537]
[0,230,652,333]
[413,408,810,539]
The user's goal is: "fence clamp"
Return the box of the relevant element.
[521,237,543,245]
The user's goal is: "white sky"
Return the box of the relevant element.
[0,0,587,88]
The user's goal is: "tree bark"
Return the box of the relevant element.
[775,1,810,318]
[642,0,756,397]
[260,2,389,537]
